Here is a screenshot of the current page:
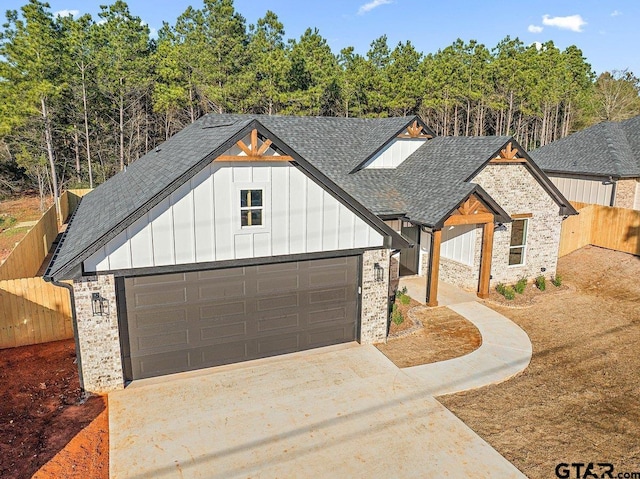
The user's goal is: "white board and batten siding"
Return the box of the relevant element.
[440,224,476,266]
[364,138,426,169]
[549,175,614,206]
[84,162,384,272]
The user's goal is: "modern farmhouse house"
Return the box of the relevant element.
[44,114,575,393]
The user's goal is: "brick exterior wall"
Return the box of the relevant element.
[472,164,564,286]
[73,275,124,393]
[438,225,484,291]
[615,178,639,209]
[360,249,390,344]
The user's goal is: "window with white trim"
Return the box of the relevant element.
[240,189,263,227]
[509,219,528,266]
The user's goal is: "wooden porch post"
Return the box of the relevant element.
[427,229,441,307]
[477,221,494,299]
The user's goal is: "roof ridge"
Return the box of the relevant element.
[603,121,626,177]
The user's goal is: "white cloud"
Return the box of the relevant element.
[528,24,543,33]
[611,10,621,17]
[358,0,392,15]
[532,41,543,51]
[54,9,79,17]
[542,14,587,32]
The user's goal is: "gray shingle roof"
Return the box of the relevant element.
[530,116,640,178]
[45,113,567,280]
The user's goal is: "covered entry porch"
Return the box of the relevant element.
[398,194,502,307]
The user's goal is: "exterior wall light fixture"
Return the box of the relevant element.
[374,263,385,282]
[91,292,109,316]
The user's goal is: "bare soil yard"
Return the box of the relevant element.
[378,306,482,367]
[0,195,51,263]
[439,246,640,479]
[0,339,107,479]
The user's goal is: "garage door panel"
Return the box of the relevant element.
[309,269,348,287]
[123,255,360,380]
[256,293,299,312]
[132,288,187,307]
[256,262,300,273]
[307,326,354,348]
[197,268,247,279]
[308,288,348,304]
[131,272,186,285]
[201,341,250,365]
[137,350,192,378]
[256,333,300,356]
[132,309,187,328]
[199,301,246,319]
[137,330,189,352]
[200,321,247,340]
[256,275,299,293]
[308,307,348,325]
[197,280,247,300]
[257,313,300,332]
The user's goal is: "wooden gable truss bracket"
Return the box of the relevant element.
[397,120,433,139]
[489,141,527,164]
[428,193,496,306]
[216,129,294,162]
[443,194,494,226]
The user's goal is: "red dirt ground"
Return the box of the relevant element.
[0,339,107,479]
[0,195,52,263]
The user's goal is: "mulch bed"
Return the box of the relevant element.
[0,339,107,479]
[484,281,570,308]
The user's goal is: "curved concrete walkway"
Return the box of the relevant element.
[403,301,532,396]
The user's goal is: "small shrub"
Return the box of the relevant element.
[496,283,507,295]
[551,274,562,287]
[400,286,408,296]
[535,275,546,291]
[503,286,516,300]
[399,293,411,305]
[391,304,404,325]
[0,215,16,231]
[514,277,527,294]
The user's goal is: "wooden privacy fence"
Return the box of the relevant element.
[0,189,91,349]
[559,203,640,257]
[0,201,59,281]
[0,278,73,348]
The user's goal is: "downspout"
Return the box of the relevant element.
[610,178,617,207]
[47,278,84,390]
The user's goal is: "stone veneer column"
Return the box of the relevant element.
[72,274,124,393]
[360,249,390,344]
[614,179,638,209]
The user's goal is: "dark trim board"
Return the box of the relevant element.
[85,247,385,279]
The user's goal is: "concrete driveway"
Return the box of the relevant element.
[109,343,525,479]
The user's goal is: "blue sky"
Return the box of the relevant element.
[3,0,639,75]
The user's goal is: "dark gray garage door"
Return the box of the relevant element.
[120,256,359,380]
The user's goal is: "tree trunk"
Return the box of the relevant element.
[41,97,61,219]
[119,83,125,170]
[73,127,81,181]
[465,100,471,136]
[81,65,93,188]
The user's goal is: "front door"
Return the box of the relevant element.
[399,224,420,275]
